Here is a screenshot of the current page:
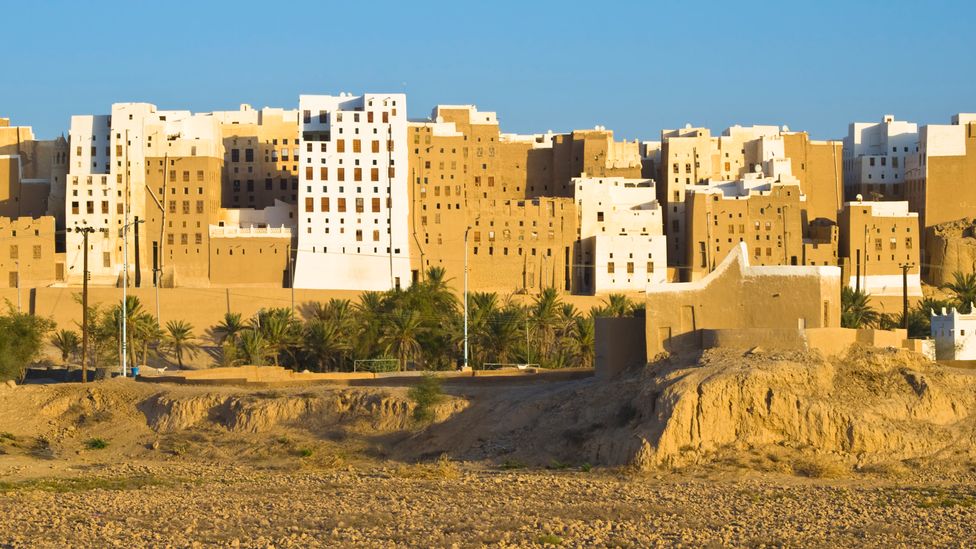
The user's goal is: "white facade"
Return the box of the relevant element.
[931,306,976,361]
[843,115,918,198]
[574,177,667,292]
[292,93,411,291]
[65,104,223,285]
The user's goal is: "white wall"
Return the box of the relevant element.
[293,93,412,291]
[932,308,976,360]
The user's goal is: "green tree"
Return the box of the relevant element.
[602,293,635,318]
[303,319,349,371]
[484,307,523,366]
[380,308,425,371]
[213,312,245,345]
[563,316,595,369]
[161,320,198,369]
[237,329,271,366]
[943,272,976,313]
[51,329,80,366]
[841,286,879,328]
[0,306,54,382]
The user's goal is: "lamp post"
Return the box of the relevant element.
[121,218,144,378]
[463,216,480,370]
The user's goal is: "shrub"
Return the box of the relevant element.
[536,534,563,546]
[84,438,108,450]
[408,375,444,423]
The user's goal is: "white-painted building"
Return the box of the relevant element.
[843,115,918,200]
[931,306,976,361]
[574,176,667,293]
[292,93,411,291]
[65,104,222,285]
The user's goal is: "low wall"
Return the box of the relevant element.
[595,317,646,378]
[702,328,806,351]
[0,285,614,333]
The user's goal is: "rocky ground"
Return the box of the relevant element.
[2,346,976,546]
[1,459,976,548]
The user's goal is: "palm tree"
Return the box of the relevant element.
[943,272,976,313]
[237,329,271,366]
[563,316,595,368]
[530,288,563,360]
[257,309,297,367]
[603,293,634,317]
[380,308,425,371]
[354,291,388,359]
[485,307,523,365]
[841,286,879,328]
[161,320,198,369]
[213,312,245,345]
[131,313,162,366]
[304,319,349,371]
[51,329,80,366]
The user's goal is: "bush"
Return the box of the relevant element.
[0,306,54,382]
[408,375,444,423]
[84,438,108,450]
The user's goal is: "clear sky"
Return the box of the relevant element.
[4,0,974,141]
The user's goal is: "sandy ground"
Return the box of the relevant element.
[3,347,976,547]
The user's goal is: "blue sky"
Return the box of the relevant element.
[4,0,974,140]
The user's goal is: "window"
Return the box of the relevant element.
[355,197,364,213]
[338,198,346,212]
[103,252,110,268]
[195,233,202,245]
[597,212,604,222]
[647,261,654,273]
[180,234,188,245]
[607,262,615,274]
[906,237,913,249]
[354,168,362,182]
[101,201,109,214]
[305,197,314,212]
[373,230,380,241]
[196,200,204,214]
[627,262,634,274]
[370,168,379,182]
[336,140,345,153]
[320,167,328,180]
[372,197,381,212]
[303,110,311,123]
[321,197,330,212]
[372,140,380,153]
[167,234,174,245]
[182,200,190,214]
[86,201,94,214]
[352,139,361,153]
[306,166,313,180]
[9,245,17,260]
[355,229,363,242]
[338,168,345,181]
[33,245,41,259]
[71,201,79,215]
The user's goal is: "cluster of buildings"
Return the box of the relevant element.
[1,97,974,311]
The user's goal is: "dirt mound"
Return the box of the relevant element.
[3,348,975,473]
[400,347,976,470]
[139,389,463,434]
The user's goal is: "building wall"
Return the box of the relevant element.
[644,242,841,358]
[293,93,412,291]
[143,155,223,287]
[843,116,918,201]
[931,307,976,361]
[837,200,921,297]
[213,105,300,209]
[906,119,976,240]
[782,132,843,223]
[209,228,291,287]
[684,182,807,281]
[574,176,666,292]
[0,216,60,287]
[65,105,224,286]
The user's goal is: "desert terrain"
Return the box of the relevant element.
[2,346,976,547]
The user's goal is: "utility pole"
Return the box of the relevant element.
[463,225,472,371]
[900,263,915,331]
[74,226,97,384]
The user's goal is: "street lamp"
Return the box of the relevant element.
[463,216,480,370]
[121,218,144,378]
